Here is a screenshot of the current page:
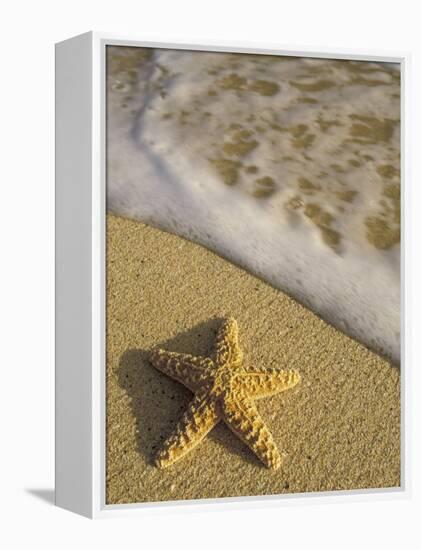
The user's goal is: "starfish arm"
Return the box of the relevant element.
[155,392,219,468]
[222,395,282,469]
[149,348,214,391]
[235,368,301,399]
[213,317,243,368]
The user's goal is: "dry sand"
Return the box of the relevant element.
[106,213,400,505]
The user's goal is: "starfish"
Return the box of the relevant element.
[149,317,301,470]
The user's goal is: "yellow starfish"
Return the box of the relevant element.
[149,317,301,470]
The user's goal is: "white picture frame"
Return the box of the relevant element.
[55,31,409,519]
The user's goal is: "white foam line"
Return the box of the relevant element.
[107,48,400,363]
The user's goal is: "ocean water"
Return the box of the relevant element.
[106,46,401,363]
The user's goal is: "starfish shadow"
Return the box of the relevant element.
[117,317,262,468]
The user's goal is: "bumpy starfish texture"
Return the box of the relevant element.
[149,317,300,470]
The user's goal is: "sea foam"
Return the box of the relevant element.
[106,47,400,363]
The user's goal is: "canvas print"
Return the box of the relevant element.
[105,45,400,505]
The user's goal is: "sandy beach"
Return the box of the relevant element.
[106,213,400,505]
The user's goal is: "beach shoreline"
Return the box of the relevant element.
[107,48,401,363]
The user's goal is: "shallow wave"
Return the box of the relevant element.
[106,47,400,363]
